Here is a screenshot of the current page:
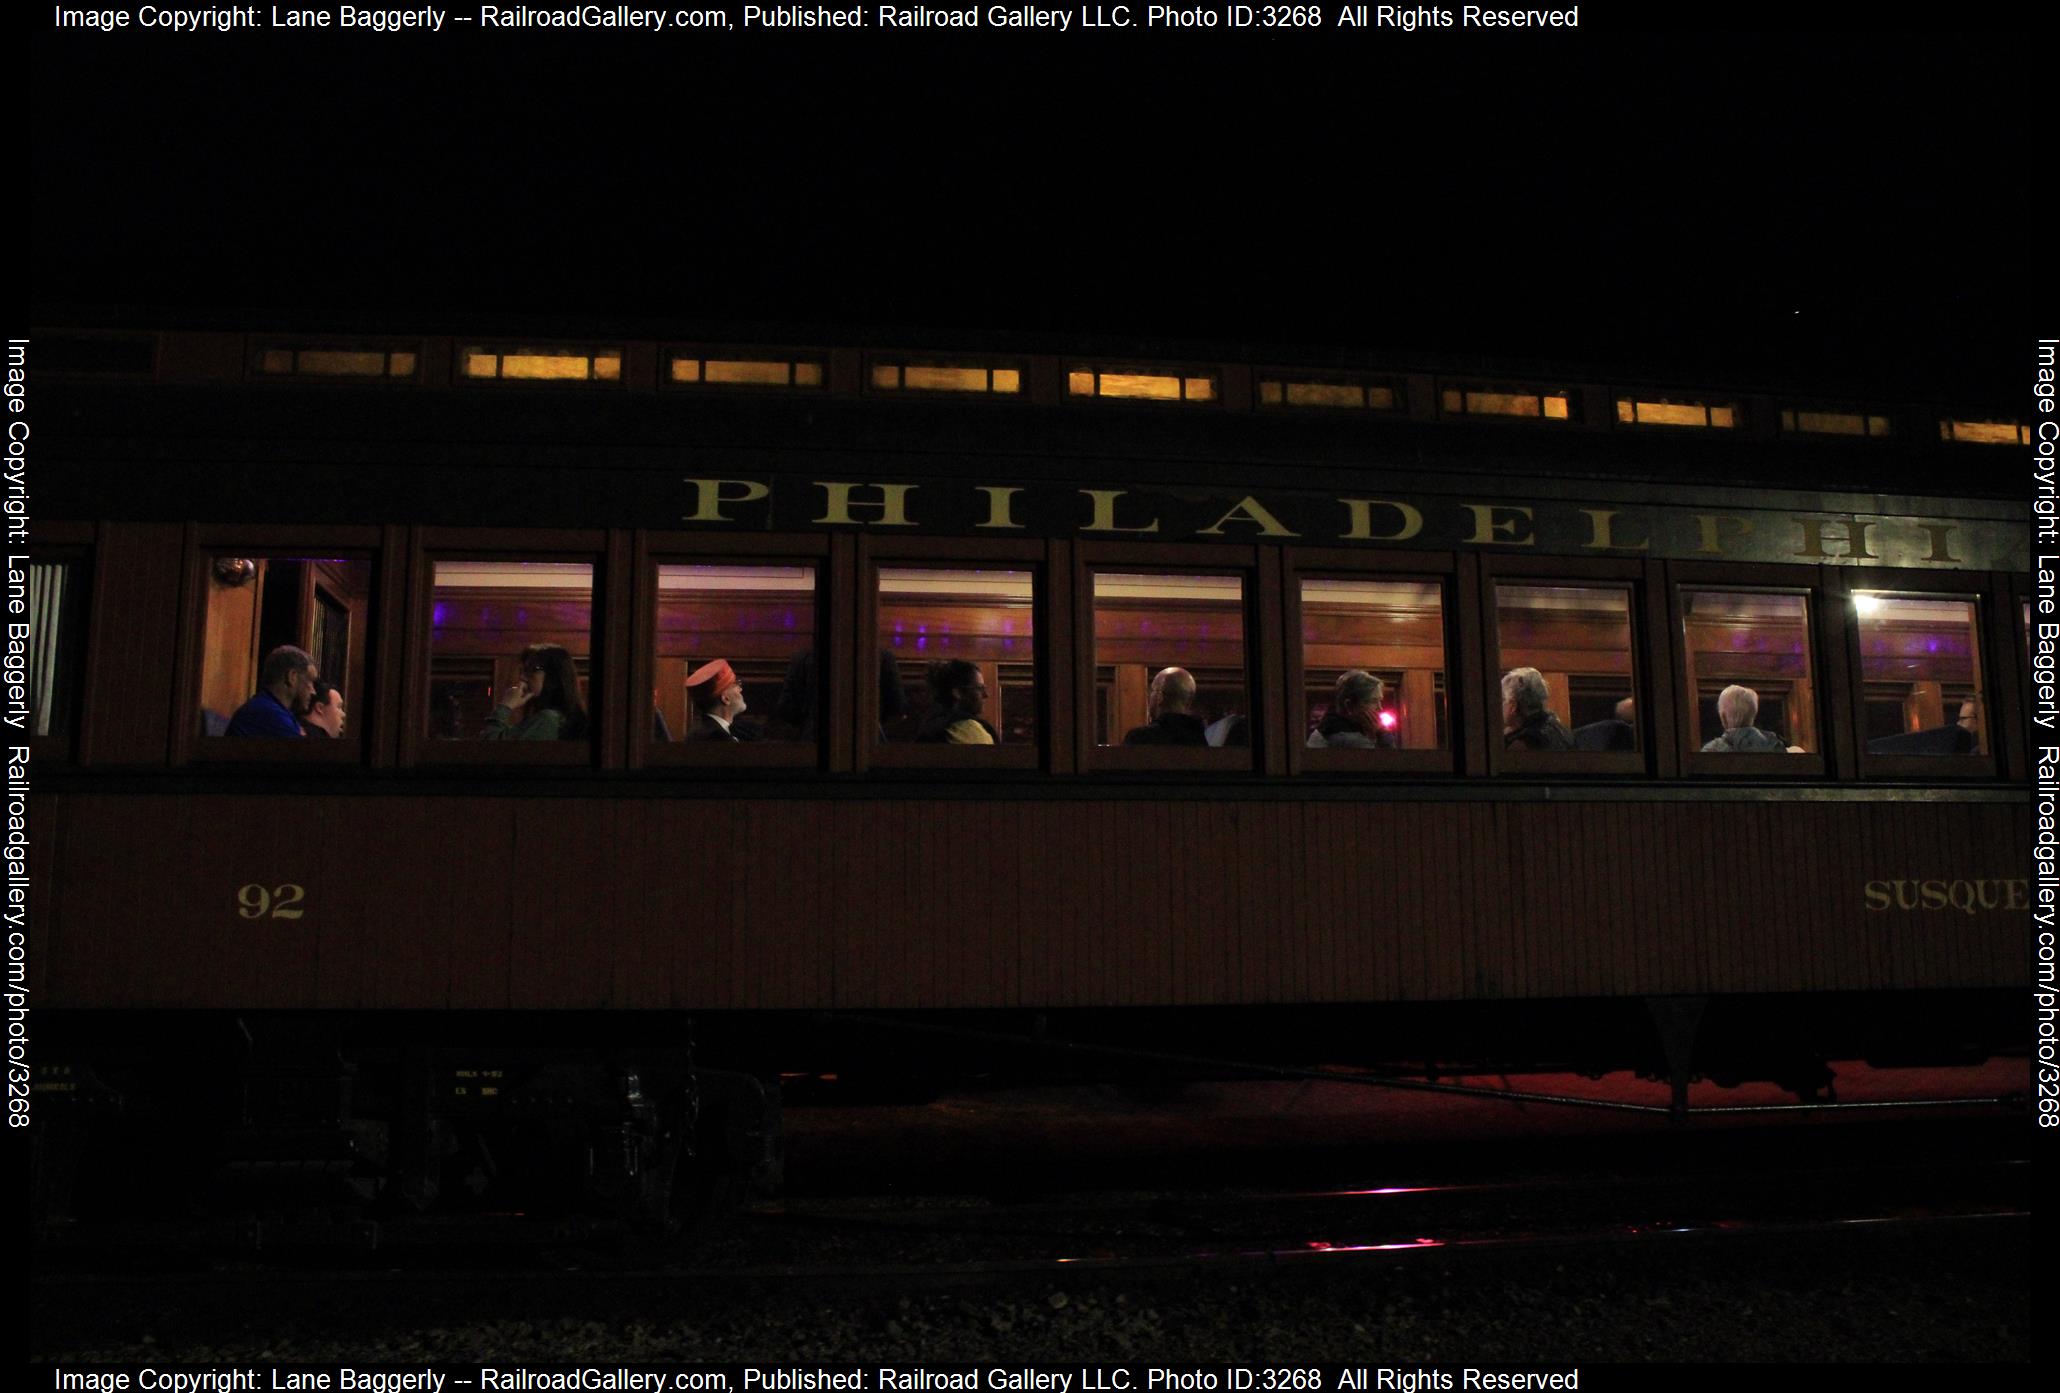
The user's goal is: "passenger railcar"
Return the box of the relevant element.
[21,326,2033,1235]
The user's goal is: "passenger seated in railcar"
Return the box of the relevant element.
[226,645,320,738]
[1500,667,1575,751]
[1306,669,1398,749]
[301,680,346,738]
[1853,592,1989,756]
[1701,683,1789,753]
[482,643,588,741]
[1573,697,1636,751]
[1122,667,1209,746]
[761,649,818,741]
[682,658,755,742]
[914,659,995,744]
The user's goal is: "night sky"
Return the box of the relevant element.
[31,21,2027,398]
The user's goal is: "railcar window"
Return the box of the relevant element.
[1854,593,1988,756]
[1257,377,1401,411]
[198,554,371,741]
[654,564,818,744]
[1092,572,1248,747]
[462,348,621,382]
[1067,369,1218,403]
[1680,590,1816,755]
[1300,579,1447,751]
[1938,419,2028,446]
[254,345,418,380]
[427,561,594,743]
[670,355,825,388]
[1780,408,1891,438]
[869,361,1021,395]
[27,561,87,744]
[1493,583,1637,751]
[1614,397,1738,429]
[875,567,1036,747]
[1439,386,1572,421]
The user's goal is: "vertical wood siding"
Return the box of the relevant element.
[35,795,2031,1009]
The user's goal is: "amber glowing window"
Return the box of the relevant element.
[255,345,418,380]
[875,567,1037,747]
[1301,579,1447,751]
[1092,572,1248,747]
[427,561,595,743]
[670,355,825,388]
[1067,368,1218,403]
[1854,593,1987,756]
[1615,397,1737,429]
[1258,378,1400,411]
[1780,408,1891,438]
[1939,418,2029,445]
[1493,583,1637,751]
[1440,386,1572,421]
[462,348,621,382]
[654,564,818,744]
[1680,590,1816,756]
[870,361,1022,395]
[199,554,372,743]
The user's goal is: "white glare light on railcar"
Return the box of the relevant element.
[1853,595,1884,616]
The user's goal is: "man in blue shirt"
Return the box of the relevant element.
[225,645,319,738]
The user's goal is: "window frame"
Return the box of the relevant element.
[457,345,626,388]
[632,531,832,771]
[26,523,95,766]
[663,346,829,392]
[249,339,423,384]
[1997,571,2033,781]
[1839,566,1999,781]
[864,356,1027,400]
[1437,381,1578,425]
[1283,548,1459,778]
[174,524,384,768]
[1254,370,1405,414]
[858,535,1056,773]
[1667,561,1829,780]
[1075,541,1275,775]
[1479,555,1666,778]
[1064,363,1222,408]
[403,528,614,769]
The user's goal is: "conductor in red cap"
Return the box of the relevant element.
[684,658,751,741]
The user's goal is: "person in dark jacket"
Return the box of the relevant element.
[1307,669,1397,749]
[1700,683,1789,753]
[1123,666,1209,746]
[225,644,318,738]
[914,659,995,744]
[683,657,751,742]
[1500,666,1575,751]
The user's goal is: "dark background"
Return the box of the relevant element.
[31,18,2028,398]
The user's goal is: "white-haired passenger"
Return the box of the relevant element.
[1500,667,1574,751]
[1701,683,1788,753]
[1308,669,1398,749]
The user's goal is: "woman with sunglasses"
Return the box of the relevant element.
[482,643,589,741]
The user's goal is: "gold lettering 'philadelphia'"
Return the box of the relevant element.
[678,477,1976,565]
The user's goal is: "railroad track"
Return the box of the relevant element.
[34,1157,2031,1362]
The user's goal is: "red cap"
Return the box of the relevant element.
[684,659,737,695]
